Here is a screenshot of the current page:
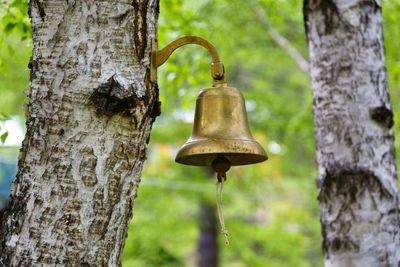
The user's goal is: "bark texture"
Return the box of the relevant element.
[0,0,160,266]
[304,1,400,266]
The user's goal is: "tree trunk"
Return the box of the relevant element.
[198,200,218,267]
[0,1,160,266]
[304,1,400,266]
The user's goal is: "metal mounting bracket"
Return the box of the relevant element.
[150,36,226,86]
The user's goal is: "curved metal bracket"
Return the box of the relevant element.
[150,36,226,86]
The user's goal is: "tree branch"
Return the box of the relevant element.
[250,1,309,73]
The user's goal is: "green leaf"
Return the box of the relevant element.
[0,113,9,120]
[1,132,8,143]
[4,22,16,34]
[22,22,29,33]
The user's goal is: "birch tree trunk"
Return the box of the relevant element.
[304,1,400,266]
[0,0,160,266]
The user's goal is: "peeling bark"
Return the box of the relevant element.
[304,0,400,266]
[0,0,160,266]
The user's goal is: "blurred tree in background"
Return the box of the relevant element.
[0,0,400,266]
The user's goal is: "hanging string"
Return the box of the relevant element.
[216,172,229,245]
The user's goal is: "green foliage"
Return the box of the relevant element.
[0,113,9,143]
[0,0,30,38]
[0,0,30,64]
[383,1,400,172]
[0,131,8,143]
[0,0,31,115]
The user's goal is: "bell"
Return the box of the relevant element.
[175,84,267,167]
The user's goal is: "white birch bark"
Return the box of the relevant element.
[304,0,400,266]
[0,0,160,266]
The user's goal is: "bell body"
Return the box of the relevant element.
[175,85,267,166]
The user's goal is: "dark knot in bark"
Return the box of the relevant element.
[369,106,394,129]
[90,75,139,116]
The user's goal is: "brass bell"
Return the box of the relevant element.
[152,36,266,244]
[175,84,267,167]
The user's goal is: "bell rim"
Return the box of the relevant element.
[175,139,268,167]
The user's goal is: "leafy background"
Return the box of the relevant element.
[1,0,400,266]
